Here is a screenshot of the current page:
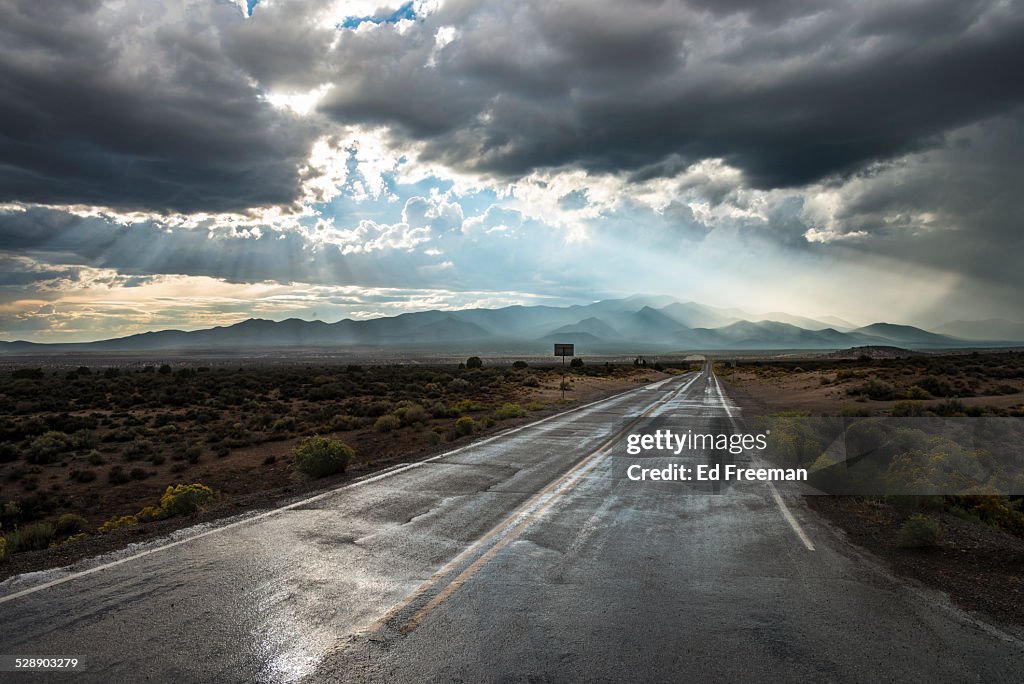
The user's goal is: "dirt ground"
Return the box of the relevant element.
[808,497,1024,628]
[721,363,1023,417]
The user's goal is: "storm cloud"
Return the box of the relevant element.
[1,0,1023,340]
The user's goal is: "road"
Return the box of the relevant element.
[1,365,1022,682]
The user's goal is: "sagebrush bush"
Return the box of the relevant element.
[374,414,402,433]
[905,385,932,400]
[136,505,163,523]
[857,379,897,401]
[294,436,354,478]
[448,378,470,392]
[896,514,941,548]
[108,465,130,484]
[98,515,138,534]
[6,521,56,553]
[55,513,87,536]
[455,416,476,436]
[26,431,69,464]
[160,483,215,517]
[521,375,540,388]
[494,403,526,420]
[401,403,429,425]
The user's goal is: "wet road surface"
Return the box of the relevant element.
[1,366,1022,682]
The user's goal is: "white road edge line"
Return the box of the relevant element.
[0,373,684,606]
[708,366,815,552]
[766,481,816,551]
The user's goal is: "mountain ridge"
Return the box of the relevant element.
[2,297,1020,353]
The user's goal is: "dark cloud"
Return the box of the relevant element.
[2,0,1021,211]
[317,0,1024,188]
[0,0,316,212]
[820,113,1024,290]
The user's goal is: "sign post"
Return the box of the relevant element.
[554,343,574,401]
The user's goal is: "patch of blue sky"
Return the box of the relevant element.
[338,2,416,30]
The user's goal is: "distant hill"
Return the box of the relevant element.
[675,321,889,350]
[851,323,962,348]
[546,317,622,340]
[0,296,1011,354]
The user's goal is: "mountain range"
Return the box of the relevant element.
[2,296,1021,354]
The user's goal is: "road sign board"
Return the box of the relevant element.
[554,343,574,357]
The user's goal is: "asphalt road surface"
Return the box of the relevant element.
[1,365,1022,682]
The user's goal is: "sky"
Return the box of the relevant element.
[0,0,1022,342]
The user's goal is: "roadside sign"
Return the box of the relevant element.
[554,343,574,357]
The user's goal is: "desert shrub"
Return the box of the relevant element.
[956,495,1024,536]
[87,451,105,465]
[263,455,277,465]
[427,401,450,418]
[1,502,22,529]
[521,375,540,388]
[494,403,527,420]
[570,357,584,368]
[124,438,154,461]
[934,398,966,416]
[328,414,362,431]
[455,416,476,436]
[448,378,470,392]
[891,401,927,417]
[160,483,216,517]
[26,431,69,464]
[857,380,896,400]
[364,401,393,417]
[185,445,202,463]
[450,399,483,413]
[170,463,187,473]
[465,356,483,369]
[136,506,163,523]
[401,403,429,425]
[525,401,545,411]
[0,530,5,562]
[293,436,354,478]
[108,465,130,485]
[69,469,97,483]
[427,431,442,446]
[129,467,151,480]
[896,514,940,548]
[512,361,529,369]
[5,521,56,553]
[98,515,138,534]
[905,385,932,400]
[55,513,87,536]
[271,416,298,433]
[559,379,572,391]
[917,376,954,397]
[374,414,402,433]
